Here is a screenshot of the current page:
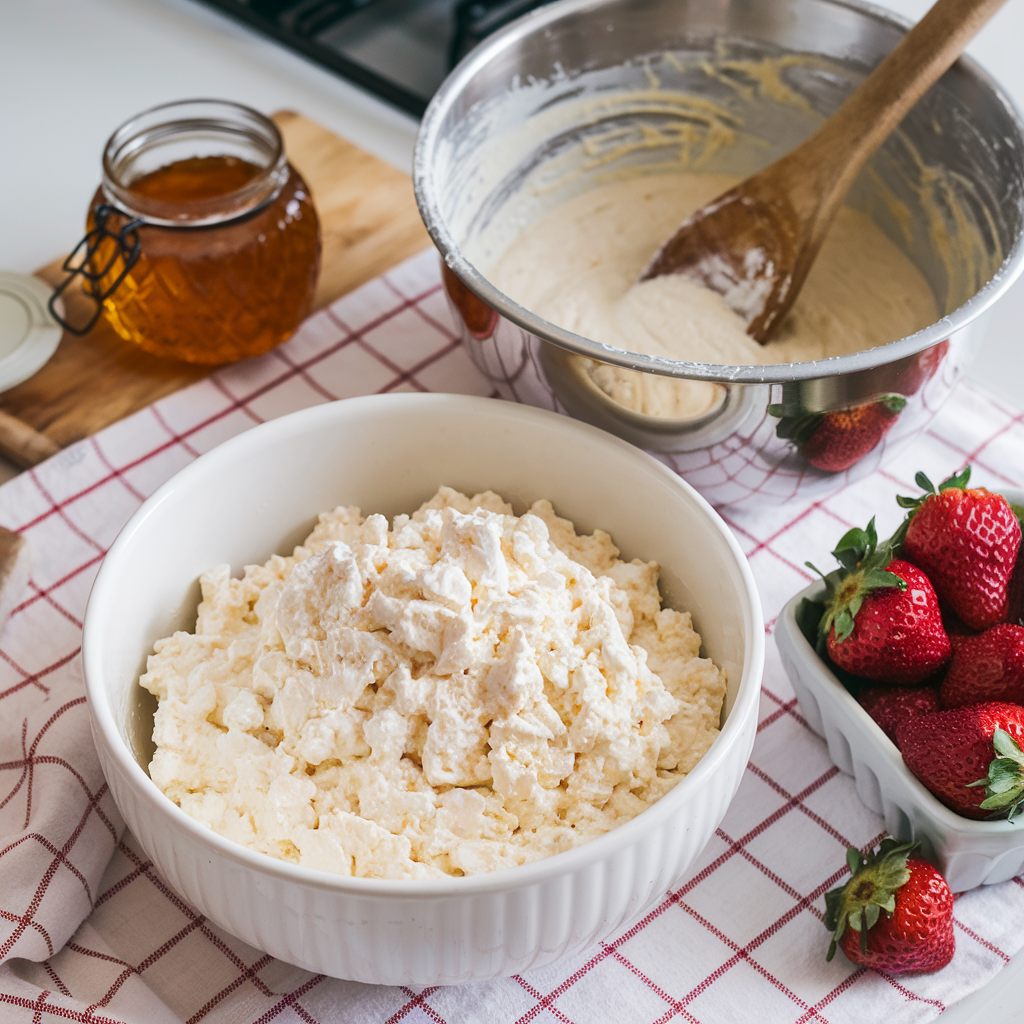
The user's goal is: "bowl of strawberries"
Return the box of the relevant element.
[776,468,1024,892]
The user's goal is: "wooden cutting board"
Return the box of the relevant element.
[3,111,432,467]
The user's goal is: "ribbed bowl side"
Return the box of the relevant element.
[92,696,758,984]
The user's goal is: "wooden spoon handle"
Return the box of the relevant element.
[805,0,1008,201]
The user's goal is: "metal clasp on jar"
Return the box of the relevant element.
[48,204,143,336]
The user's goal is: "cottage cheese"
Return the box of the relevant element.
[141,487,726,878]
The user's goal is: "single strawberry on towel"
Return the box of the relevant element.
[824,839,954,973]
[897,702,1024,820]
[939,624,1024,709]
[899,467,1022,631]
[811,518,951,685]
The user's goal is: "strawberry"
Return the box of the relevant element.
[771,395,906,473]
[898,339,950,397]
[898,468,1022,631]
[896,702,1024,820]
[942,610,977,648]
[802,397,906,473]
[824,839,954,973]
[810,519,951,684]
[939,624,1024,709]
[441,263,498,339]
[857,685,940,745]
[1008,500,1024,628]
[824,558,949,684]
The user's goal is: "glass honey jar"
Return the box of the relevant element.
[52,100,321,365]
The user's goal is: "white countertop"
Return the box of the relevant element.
[1,0,1023,1017]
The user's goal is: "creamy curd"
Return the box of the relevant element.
[141,487,726,878]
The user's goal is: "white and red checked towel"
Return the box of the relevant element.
[1,250,1022,1024]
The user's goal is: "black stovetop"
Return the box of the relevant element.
[194,0,552,116]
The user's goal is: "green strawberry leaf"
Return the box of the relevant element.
[831,519,885,572]
[808,564,843,636]
[896,465,970,512]
[863,902,881,931]
[806,561,831,583]
[773,410,824,444]
[966,729,1024,820]
[861,568,907,592]
[833,535,869,571]
[978,782,1024,810]
[823,886,845,932]
[798,598,865,696]
[868,844,914,891]
[846,848,864,876]
[834,609,856,643]
[978,759,1023,796]
[814,514,910,657]
[883,514,912,557]
[1008,801,1024,824]
[939,466,971,491]
[896,470,935,509]
[992,728,1024,762]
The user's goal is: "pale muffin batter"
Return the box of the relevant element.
[141,487,726,878]
[489,173,938,417]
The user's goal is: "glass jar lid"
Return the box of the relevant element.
[0,272,62,392]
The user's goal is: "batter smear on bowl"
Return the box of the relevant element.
[140,487,726,878]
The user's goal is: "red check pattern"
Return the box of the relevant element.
[0,250,1022,1023]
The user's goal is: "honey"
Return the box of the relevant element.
[78,101,321,365]
[128,155,262,202]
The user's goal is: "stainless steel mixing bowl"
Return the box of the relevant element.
[414,0,1024,506]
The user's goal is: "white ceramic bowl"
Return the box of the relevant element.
[82,393,764,985]
[776,497,1024,895]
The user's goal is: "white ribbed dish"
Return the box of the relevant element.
[776,511,1024,895]
[83,394,764,985]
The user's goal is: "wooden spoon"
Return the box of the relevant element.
[641,0,1008,343]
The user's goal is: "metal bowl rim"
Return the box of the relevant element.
[414,0,1024,386]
